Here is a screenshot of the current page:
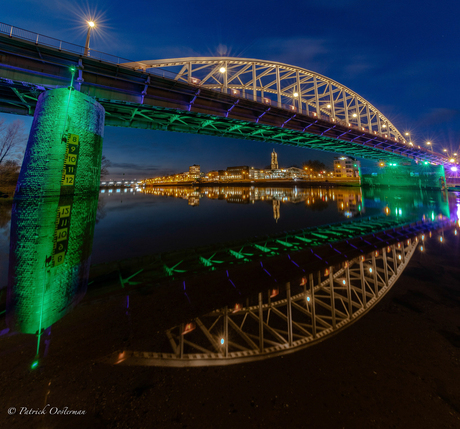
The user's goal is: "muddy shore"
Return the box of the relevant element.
[1,229,459,428]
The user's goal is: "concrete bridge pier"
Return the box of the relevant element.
[6,88,104,338]
[361,163,447,190]
[15,87,105,197]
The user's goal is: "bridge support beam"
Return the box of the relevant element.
[15,87,105,198]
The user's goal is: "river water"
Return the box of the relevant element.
[0,185,455,291]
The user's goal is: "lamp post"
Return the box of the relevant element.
[84,21,95,56]
[426,141,433,153]
[219,64,227,93]
[404,132,410,145]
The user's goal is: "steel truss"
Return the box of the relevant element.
[109,221,453,367]
[0,31,452,164]
[99,102,422,163]
[123,57,403,142]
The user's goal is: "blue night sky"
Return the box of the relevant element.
[2,0,460,180]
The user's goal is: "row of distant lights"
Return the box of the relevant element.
[405,133,458,161]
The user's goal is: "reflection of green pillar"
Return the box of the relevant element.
[7,194,99,334]
[16,88,104,197]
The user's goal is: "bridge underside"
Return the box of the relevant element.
[0,34,448,165]
[100,103,406,162]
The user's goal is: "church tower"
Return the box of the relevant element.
[271,149,278,170]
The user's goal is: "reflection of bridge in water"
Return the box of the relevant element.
[102,186,457,366]
[98,186,452,284]
[109,217,456,367]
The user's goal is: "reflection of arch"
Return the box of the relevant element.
[122,57,404,142]
[108,220,451,367]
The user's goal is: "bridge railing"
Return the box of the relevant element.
[0,22,133,65]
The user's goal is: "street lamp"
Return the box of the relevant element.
[84,21,95,56]
[426,141,433,152]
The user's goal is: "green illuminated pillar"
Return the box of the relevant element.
[16,87,104,197]
[7,87,105,335]
[7,194,99,334]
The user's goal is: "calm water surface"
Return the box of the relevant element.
[0,185,454,290]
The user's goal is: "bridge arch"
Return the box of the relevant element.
[123,57,404,143]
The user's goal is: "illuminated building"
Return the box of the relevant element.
[249,167,266,179]
[206,171,220,181]
[334,156,361,178]
[225,166,249,180]
[189,164,201,179]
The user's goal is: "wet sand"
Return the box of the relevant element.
[1,229,459,428]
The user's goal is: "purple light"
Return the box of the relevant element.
[452,166,458,172]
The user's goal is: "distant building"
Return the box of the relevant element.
[334,157,360,178]
[206,170,220,181]
[286,167,308,179]
[249,167,266,180]
[271,149,278,170]
[189,164,200,179]
[226,166,249,180]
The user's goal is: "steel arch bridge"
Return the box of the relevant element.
[0,24,454,166]
[125,57,403,142]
